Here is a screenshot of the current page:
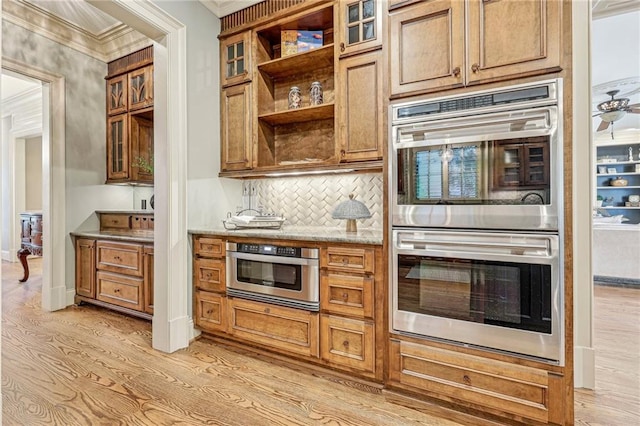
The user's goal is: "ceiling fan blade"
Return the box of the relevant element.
[627,103,640,113]
[597,120,610,131]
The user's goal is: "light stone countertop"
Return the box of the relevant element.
[95,210,154,215]
[70,230,153,244]
[188,226,383,245]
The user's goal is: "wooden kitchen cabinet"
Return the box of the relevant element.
[143,245,154,315]
[221,83,252,171]
[388,339,566,425]
[128,65,153,111]
[494,139,550,189]
[229,297,320,358]
[320,243,382,379]
[337,49,385,162]
[107,74,128,116]
[389,0,561,97]
[75,238,96,299]
[193,235,229,333]
[336,0,384,57]
[106,46,154,184]
[96,270,144,311]
[220,31,251,87]
[96,241,144,277]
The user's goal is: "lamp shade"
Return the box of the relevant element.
[332,194,371,232]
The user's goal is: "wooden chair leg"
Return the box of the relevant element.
[18,248,31,283]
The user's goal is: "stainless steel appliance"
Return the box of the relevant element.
[389,80,564,365]
[226,242,319,311]
[392,229,563,364]
[391,79,563,231]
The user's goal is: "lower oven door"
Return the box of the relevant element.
[226,251,319,310]
[392,229,563,364]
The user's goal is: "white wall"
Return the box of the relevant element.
[24,135,42,210]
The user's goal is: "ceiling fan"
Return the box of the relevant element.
[593,89,640,135]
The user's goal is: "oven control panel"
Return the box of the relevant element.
[236,243,301,258]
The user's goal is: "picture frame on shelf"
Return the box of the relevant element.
[607,167,617,174]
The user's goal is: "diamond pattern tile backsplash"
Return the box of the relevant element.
[249,173,383,228]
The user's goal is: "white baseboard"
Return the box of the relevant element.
[66,289,76,307]
[574,345,596,389]
[189,318,201,341]
[1,249,18,262]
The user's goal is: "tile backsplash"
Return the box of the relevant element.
[247,173,383,229]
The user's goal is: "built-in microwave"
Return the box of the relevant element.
[390,79,563,231]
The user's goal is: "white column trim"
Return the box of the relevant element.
[88,0,190,353]
[572,0,595,389]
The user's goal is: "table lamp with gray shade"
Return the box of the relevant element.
[332,193,372,232]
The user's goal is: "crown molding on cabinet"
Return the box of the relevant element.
[2,0,150,63]
[592,0,640,19]
[198,0,262,18]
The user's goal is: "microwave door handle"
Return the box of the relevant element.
[228,251,318,267]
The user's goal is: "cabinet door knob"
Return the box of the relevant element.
[342,292,349,301]
[452,66,461,77]
[342,340,350,348]
[340,42,345,52]
[340,149,346,158]
[471,63,480,73]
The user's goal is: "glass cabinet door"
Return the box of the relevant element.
[220,31,251,87]
[129,65,154,111]
[338,0,383,56]
[107,74,127,116]
[107,114,129,181]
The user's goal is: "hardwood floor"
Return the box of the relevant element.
[2,260,638,425]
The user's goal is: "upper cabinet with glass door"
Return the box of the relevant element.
[337,0,383,57]
[221,31,251,87]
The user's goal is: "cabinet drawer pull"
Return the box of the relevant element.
[114,288,121,293]
[463,374,471,384]
[340,42,345,52]
[343,340,349,348]
[264,307,270,314]
[452,66,461,77]
[471,63,480,73]
[114,256,121,261]
[342,292,349,301]
[206,309,212,315]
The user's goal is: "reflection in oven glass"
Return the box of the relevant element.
[397,255,551,333]
[237,259,301,291]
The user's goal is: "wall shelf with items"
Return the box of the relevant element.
[596,141,640,223]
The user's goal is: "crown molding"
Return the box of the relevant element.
[2,0,150,63]
[198,0,262,18]
[593,0,640,19]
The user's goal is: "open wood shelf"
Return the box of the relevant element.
[597,186,640,189]
[258,44,334,79]
[258,103,334,126]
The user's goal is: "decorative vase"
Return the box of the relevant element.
[288,86,301,109]
[309,81,323,106]
[150,194,155,209]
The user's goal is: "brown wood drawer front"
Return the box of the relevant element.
[96,241,143,276]
[229,298,319,358]
[131,215,153,230]
[96,271,143,311]
[389,340,553,423]
[322,246,375,274]
[100,214,131,230]
[194,258,225,293]
[321,271,374,319]
[320,315,374,374]
[194,236,225,258]
[195,291,228,334]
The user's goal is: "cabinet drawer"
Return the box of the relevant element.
[322,246,375,274]
[229,298,319,358]
[388,340,561,424]
[320,315,375,374]
[30,216,43,232]
[96,241,143,276]
[131,215,153,230]
[194,258,225,293]
[321,271,374,319]
[96,271,143,311]
[195,291,227,333]
[100,214,131,230]
[194,236,225,258]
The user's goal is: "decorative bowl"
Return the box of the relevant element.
[610,177,628,187]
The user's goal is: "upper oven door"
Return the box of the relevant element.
[391,106,562,231]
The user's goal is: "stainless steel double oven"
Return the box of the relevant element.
[390,79,564,364]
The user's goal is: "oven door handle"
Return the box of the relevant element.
[227,251,319,266]
[398,239,550,255]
